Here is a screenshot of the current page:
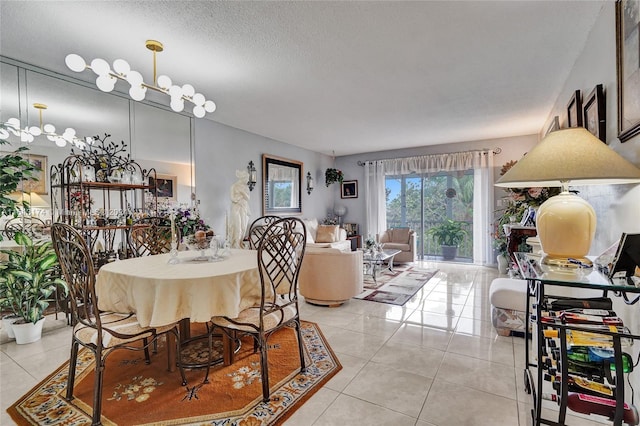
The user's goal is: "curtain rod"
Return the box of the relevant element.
[356,147,502,166]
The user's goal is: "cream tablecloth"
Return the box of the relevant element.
[96,249,260,327]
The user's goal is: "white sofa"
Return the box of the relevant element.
[302,218,351,252]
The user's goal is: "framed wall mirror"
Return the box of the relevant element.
[263,154,302,215]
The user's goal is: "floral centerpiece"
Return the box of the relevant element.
[172,206,211,239]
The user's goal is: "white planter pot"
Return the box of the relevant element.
[12,317,45,344]
[2,314,20,339]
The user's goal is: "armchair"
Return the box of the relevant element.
[377,227,416,263]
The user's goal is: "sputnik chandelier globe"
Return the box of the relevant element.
[65,40,216,118]
[0,103,92,148]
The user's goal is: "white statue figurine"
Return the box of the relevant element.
[229,169,251,248]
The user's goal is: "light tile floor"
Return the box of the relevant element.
[0,261,609,425]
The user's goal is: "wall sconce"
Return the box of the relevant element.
[306,171,314,195]
[247,161,257,191]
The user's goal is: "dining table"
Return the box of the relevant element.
[95,248,260,369]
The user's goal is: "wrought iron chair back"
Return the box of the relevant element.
[51,222,186,425]
[4,216,46,239]
[247,215,280,249]
[206,217,307,401]
[130,217,178,257]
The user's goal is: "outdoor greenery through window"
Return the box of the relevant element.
[386,171,474,261]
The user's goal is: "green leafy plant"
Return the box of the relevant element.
[324,168,344,186]
[0,232,68,324]
[427,219,468,247]
[0,139,39,238]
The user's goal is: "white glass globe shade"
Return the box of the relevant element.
[96,75,116,92]
[20,132,31,143]
[129,86,147,101]
[90,58,110,76]
[7,118,20,128]
[63,128,76,138]
[43,123,56,133]
[55,137,67,147]
[0,128,9,140]
[181,84,195,97]
[65,54,86,72]
[29,126,42,136]
[113,59,131,75]
[192,93,205,106]
[157,75,172,89]
[85,136,95,145]
[334,206,347,217]
[193,105,205,118]
[204,100,216,113]
[126,71,144,86]
[169,85,183,98]
[46,134,56,141]
[170,99,185,112]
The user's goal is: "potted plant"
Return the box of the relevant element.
[324,168,344,186]
[0,232,67,344]
[427,219,468,260]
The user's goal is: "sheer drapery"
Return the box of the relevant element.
[364,161,386,240]
[366,149,495,263]
[473,152,494,265]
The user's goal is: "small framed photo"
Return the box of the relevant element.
[616,0,640,142]
[566,90,583,128]
[2,152,48,195]
[583,84,606,143]
[341,180,358,199]
[343,223,359,236]
[149,173,177,201]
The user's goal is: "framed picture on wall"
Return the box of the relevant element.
[616,0,640,142]
[545,116,560,137]
[566,90,583,128]
[149,174,177,201]
[341,180,358,199]
[2,152,48,195]
[583,84,606,143]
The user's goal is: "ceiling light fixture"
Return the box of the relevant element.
[0,103,91,148]
[65,40,216,118]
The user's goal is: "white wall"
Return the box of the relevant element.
[194,119,335,237]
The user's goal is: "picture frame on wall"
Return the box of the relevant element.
[583,84,606,143]
[616,0,640,142]
[566,90,583,128]
[149,174,177,201]
[341,180,358,199]
[2,152,49,195]
[545,116,560,137]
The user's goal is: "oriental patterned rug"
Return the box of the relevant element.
[354,266,440,305]
[8,321,340,425]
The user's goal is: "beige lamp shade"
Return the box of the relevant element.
[9,192,50,208]
[495,128,640,187]
[495,128,640,267]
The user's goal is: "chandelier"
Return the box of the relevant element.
[65,40,216,118]
[0,103,91,148]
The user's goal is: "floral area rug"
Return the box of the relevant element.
[354,265,440,305]
[8,321,340,425]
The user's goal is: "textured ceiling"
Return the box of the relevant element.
[0,1,606,156]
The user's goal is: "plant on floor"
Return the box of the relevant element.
[0,232,68,324]
[427,219,468,247]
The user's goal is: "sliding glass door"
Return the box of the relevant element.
[386,170,474,261]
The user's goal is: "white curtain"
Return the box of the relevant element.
[364,161,386,240]
[473,151,494,265]
[368,149,495,263]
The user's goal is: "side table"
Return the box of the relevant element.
[346,234,362,251]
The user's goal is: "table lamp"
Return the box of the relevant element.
[495,128,640,268]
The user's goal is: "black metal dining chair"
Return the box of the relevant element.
[51,222,187,426]
[246,215,280,249]
[129,216,178,257]
[204,217,307,402]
